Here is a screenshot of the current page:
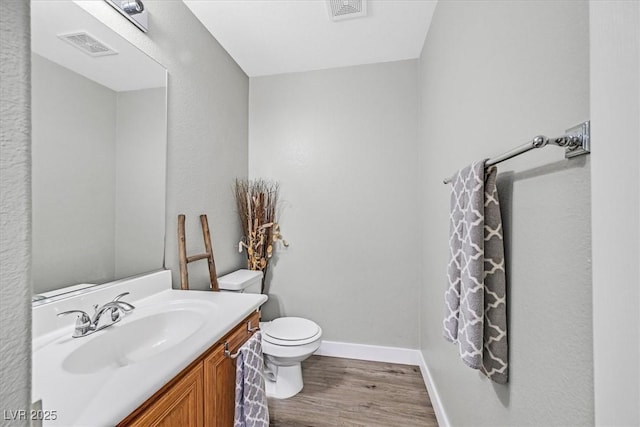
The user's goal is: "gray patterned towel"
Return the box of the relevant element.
[444,161,508,384]
[234,331,269,427]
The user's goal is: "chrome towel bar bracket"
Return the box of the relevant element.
[224,342,241,359]
[247,320,259,333]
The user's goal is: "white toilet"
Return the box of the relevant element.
[218,269,322,399]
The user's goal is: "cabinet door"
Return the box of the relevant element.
[204,311,261,427]
[123,363,204,427]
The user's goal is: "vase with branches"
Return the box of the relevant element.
[234,178,288,294]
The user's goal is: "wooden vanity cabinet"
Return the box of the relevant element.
[119,310,261,427]
[122,363,204,427]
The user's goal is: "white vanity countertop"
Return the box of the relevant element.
[32,271,267,426]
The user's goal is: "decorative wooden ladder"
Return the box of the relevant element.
[177,214,219,291]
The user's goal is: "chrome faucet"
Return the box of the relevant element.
[57,292,136,338]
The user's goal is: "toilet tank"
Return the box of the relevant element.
[218,269,263,294]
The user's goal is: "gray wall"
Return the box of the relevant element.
[249,60,421,348]
[0,0,31,422]
[590,2,640,425]
[115,88,167,278]
[32,54,117,292]
[418,1,592,426]
[80,0,249,290]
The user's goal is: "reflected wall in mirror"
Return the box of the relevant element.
[31,0,167,299]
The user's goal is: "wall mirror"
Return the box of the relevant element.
[31,0,167,302]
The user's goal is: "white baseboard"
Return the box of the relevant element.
[315,340,421,365]
[417,351,450,427]
[314,340,449,427]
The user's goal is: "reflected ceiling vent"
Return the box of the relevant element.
[327,0,367,21]
[58,32,118,57]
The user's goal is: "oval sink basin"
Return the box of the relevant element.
[62,308,206,374]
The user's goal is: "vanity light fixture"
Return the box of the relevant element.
[104,0,149,33]
[120,0,144,15]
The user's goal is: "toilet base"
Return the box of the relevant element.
[264,363,303,399]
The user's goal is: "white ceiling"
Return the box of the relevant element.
[183,0,437,77]
[31,0,166,92]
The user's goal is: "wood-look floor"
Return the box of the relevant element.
[268,356,438,427]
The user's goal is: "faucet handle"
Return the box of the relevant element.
[57,310,91,337]
[58,309,90,322]
[112,292,130,301]
[112,292,135,311]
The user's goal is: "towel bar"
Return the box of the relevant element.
[442,121,590,184]
[224,324,259,358]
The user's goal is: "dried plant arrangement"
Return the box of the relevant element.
[234,178,288,293]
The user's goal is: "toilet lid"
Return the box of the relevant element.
[263,317,320,342]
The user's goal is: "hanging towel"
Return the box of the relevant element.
[482,165,508,384]
[444,161,508,384]
[234,331,269,427]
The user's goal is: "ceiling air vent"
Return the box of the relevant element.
[58,32,118,57]
[327,0,367,21]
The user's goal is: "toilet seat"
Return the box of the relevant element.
[262,317,322,346]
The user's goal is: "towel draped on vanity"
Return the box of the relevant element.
[234,331,269,427]
[444,160,509,384]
